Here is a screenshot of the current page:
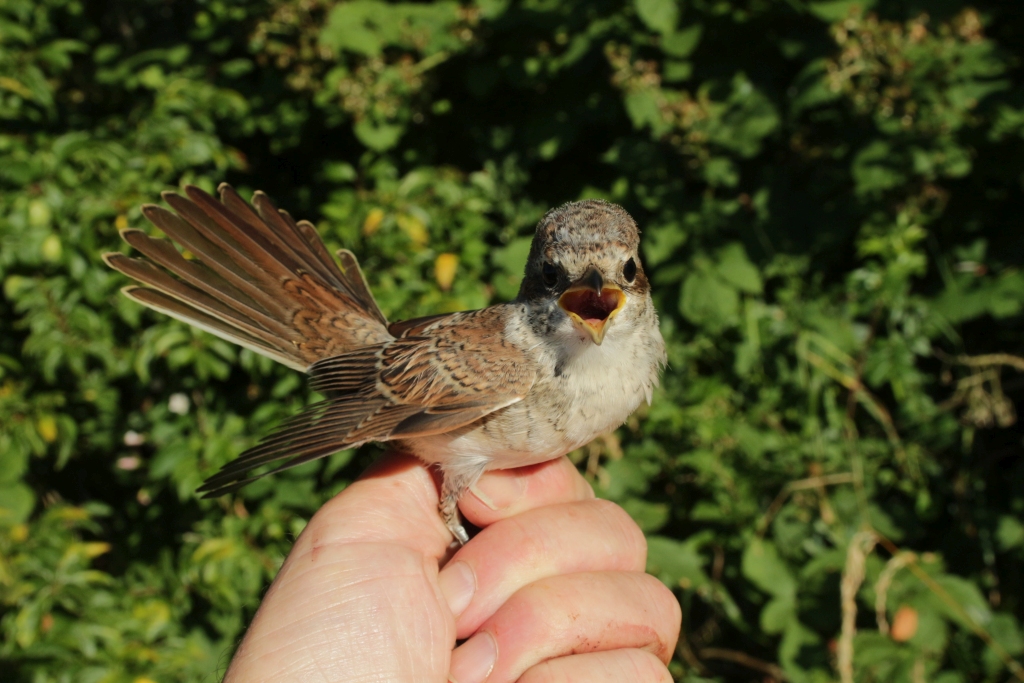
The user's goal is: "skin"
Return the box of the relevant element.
[223,452,681,682]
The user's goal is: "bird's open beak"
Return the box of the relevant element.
[557,268,626,345]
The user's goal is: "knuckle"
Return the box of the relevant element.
[635,574,682,659]
[517,659,571,683]
[621,649,674,682]
[542,457,591,503]
[585,499,647,568]
[517,650,671,683]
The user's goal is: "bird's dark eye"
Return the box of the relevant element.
[542,262,559,288]
[623,257,637,283]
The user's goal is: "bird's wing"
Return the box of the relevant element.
[197,309,536,497]
[388,313,451,338]
[104,184,392,371]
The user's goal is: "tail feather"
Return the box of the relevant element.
[175,187,307,286]
[188,185,336,288]
[105,254,298,349]
[140,203,294,320]
[120,286,308,371]
[106,184,393,369]
[335,248,387,325]
[245,189,348,290]
[115,230,295,337]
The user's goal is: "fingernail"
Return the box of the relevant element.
[449,631,497,683]
[470,473,525,510]
[438,561,476,618]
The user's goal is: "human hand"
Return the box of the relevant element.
[223,452,681,682]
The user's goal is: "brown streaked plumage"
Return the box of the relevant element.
[105,184,665,543]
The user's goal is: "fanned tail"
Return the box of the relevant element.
[104,184,392,370]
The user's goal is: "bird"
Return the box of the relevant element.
[104,184,666,543]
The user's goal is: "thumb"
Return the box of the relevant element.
[292,451,452,561]
[225,452,456,682]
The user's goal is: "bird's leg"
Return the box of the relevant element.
[439,459,488,546]
[439,477,470,546]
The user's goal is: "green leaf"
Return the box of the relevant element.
[624,90,666,133]
[761,595,795,634]
[321,3,391,55]
[353,120,405,151]
[680,269,740,332]
[643,222,687,267]
[0,483,35,524]
[790,59,842,114]
[996,516,1024,551]
[491,237,532,300]
[599,459,653,499]
[742,538,797,599]
[702,157,739,187]
[634,0,679,35]
[661,24,703,58]
[852,632,903,669]
[703,74,780,158]
[477,0,510,18]
[0,438,29,485]
[716,243,763,294]
[852,141,907,196]
[807,0,876,22]
[779,619,819,676]
[647,535,712,591]
[932,576,992,629]
[907,600,950,654]
[932,271,1024,324]
[662,60,693,82]
[621,497,669,532]
[984,614,1024,674]
[320,1,460,56]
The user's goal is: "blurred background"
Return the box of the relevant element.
[2,0,1024,681]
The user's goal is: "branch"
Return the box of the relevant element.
[699,648,788,681]
[955,353,1024,372]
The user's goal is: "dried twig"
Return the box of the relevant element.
[675,605,710,676]
[874,551,916,635]
[839,531,879,683]
[953,353,1024,372]
[699,647,789,681]
[677,646,706,676]
[912,657,926,683]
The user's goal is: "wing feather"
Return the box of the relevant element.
[198,311,536,497]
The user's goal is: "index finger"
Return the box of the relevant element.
[292,453,592,559]
[459,455,594,529]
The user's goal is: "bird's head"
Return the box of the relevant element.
[518,199,651,345]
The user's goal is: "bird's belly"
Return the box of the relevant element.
[404,336,652,471]
[403,405,570,471]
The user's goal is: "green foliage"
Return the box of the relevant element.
[2,1,1024,681]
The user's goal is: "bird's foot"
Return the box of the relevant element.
[439,462,486,546]
[441,501,470,546]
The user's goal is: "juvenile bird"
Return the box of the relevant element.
[105,185,665,543]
